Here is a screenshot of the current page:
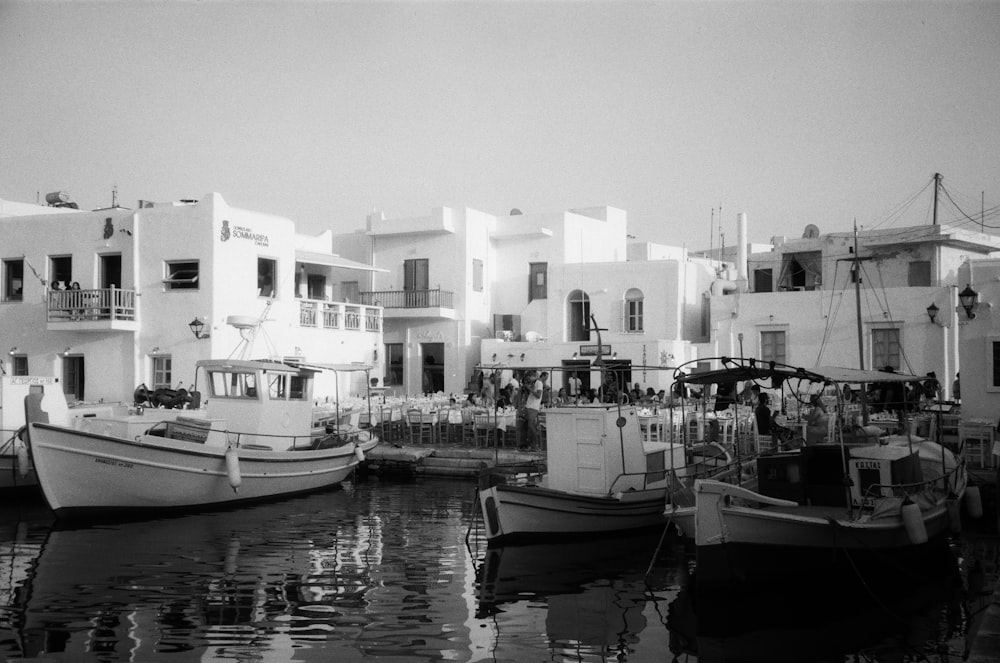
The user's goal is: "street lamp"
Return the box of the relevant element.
[958,284,979,319]
[188,317,210,339]
[926,302,939,324]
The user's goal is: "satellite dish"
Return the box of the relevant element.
[803,224,820,239]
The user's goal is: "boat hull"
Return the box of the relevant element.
[28,422,364,518]
[479,482,672,543]
[693,479,953,592]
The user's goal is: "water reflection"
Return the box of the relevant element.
[0,479,993,662]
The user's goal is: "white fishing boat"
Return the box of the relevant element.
[477,401,740,543]
[675,360,968,592]
[26,359,378,518]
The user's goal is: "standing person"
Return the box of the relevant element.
[921,372,941,408]
[521,370,544,450]
[953,372,961,402]
[567,372,582,401]
[805,394,830,445]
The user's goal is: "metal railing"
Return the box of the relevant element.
[47,287,136,322]
[359,289,455,309]
[298,300,382,332]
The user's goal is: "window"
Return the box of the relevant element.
[50,256,72,290]
[568,290,590,342]
[163,260,199,290]
[624,288,644,333]
[267,374,307,400]
[988,337,1000,393]
[342,280,359,303]
[307,274,326,300]
[208,371,258,399]
[908,261,931,287]
[258,258,276,297]
[472,258,484,292]
[12,355,28,376]
[152,355,172,389]
[529,262,547,302]
[872,328,900,371]
[385,343,403,386]
[760,330,787,364]
[753,269,773,293]
[2,259,24,301]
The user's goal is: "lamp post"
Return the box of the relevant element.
[958,284,979,319]
[188,317,210,339]
[926,302,939,324]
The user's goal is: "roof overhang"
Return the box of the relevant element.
[295,250,388,273]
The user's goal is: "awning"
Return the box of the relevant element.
[295,250,388,273]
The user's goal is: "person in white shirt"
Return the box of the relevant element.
[521,371,545,450]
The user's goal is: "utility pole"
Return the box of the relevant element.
[932,172,941,225]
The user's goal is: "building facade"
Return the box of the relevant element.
[0,193,383,406]
[709,220,1000,399]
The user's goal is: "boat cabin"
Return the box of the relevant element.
[543,405,684,495]
[198,359,319,449]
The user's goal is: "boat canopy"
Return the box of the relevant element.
[196,359,318,375]
[676,358,923,386]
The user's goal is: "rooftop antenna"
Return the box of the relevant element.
[112,185,118,208]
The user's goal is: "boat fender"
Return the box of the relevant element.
[901,501,928,545]
[225,446,241,493]
[354,445,365,462]
[964,485,983,519]
[15,438,31,477]
[946,498,962,533]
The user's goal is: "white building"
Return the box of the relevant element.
[333,205,725,398]
[709,218,1000,399]
[0,193,384,405]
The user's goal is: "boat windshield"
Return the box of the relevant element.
[267,374,308,401]
[207,370,259,400]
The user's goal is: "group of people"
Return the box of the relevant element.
[473,368,549,450]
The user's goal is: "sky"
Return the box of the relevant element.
[2,0,999,249]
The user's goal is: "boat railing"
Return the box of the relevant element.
[856,473,952,512]
[143,420,363,451]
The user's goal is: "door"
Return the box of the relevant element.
[420,342,444,394]
[404,259,429,307]
[63,355,85,402]
[100,254,122,288]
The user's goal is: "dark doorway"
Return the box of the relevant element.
[62,355,85,402]
[420,342,445,394]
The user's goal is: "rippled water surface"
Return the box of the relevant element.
[1,476,996,662]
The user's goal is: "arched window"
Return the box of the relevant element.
[567,290,591,342]
[624,288,644,333]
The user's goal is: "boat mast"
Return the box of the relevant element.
[852,221,870,426]
[853,221,864,371]
[932,172,941,226]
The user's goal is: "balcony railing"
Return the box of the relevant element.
[298,300,382,332]
[359,289,454,309]
[47,287,136,322]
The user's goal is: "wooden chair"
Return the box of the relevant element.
[473,412,497,448]
[407,409,435,445]
[960,420,996,469]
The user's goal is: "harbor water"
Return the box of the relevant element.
[1,476,997,662]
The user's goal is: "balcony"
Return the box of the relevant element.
[358,289,456,320]
[47,287,138,332]
[298,300,382,333]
